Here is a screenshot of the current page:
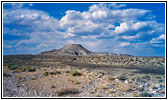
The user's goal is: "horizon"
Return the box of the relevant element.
[3,43,165,57]
[3,2,165,56]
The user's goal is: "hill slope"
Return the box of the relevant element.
[40,44,93,56]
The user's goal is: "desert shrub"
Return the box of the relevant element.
[27,67,36,72]
[7,64,12,69]
[139,92,152,97]
[43,72,49,76]
[142,75,150,80]
[50,71,61,75]
[57,88,79,96]
[49,72,55,75]
[86,67,90,70]
[65,70,69,73]
[9,65,19,70]
[14,67,26,72]
[118,75,127,81]
[70,69,81,76]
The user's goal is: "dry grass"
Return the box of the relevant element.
[51,84,56,88]
[133,92,139,97]
[151,84,156,89]
[56,87,80,96]
[117,84,131,92]
[112,80,121,86]
[108,88,116,94]
[43,72,49,76]
[94,94,102,97]
[98,81,109,90]
[90,91,95,94]
[72,81,81,85]
[112,91,121,97]
[13,67,26,72]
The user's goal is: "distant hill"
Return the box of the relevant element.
[40,44,132,56]
[40,44,93,56]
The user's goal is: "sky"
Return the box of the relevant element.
[3,3,165,56]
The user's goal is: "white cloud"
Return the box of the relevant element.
[119,42,130,47]
[63,33,75,38]
[37,43,48,49]
[150,34,165,43]
[158,34,165,40]
[60,10,82,27]
[59,5,150,36]
[132,22,148,30]
[114,22,129,34]
[89,4,99,12]
[29,3,33,7]
[110,9,150,21]
[3,3,165,55]
[122,34,140,40]
[81,35,98,39]
[109,3,126,9]
[3,9,56,25]
[92,10,107,19]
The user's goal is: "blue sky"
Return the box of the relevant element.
[3,3,165,56]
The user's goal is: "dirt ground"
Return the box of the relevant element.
[3,55,165,97]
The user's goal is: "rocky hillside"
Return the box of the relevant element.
[40,44,131,56]
[40,44,93,56]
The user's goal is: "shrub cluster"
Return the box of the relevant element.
[57,88,79,96]
[43,72,49,76]
[70,69,81,76]
[7,64,36,72]
[27,67,36,72]
[7,64,19,70]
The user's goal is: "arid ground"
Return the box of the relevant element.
[3,55,165,97]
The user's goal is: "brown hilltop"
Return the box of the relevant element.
[40,44,132,56]
[40,44,93,56]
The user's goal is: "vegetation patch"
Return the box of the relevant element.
[57,87,80,96]
[27,67,36,72]
[70,69,81,76]
[14,67,26,72]
[7,64,12,69]
[43,72,49,76]
[9,65,20,70]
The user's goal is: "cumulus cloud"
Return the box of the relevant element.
[150,34,165,43]
[63,33,75,38]
[122,34,140,40]
[131,22,148,30]
[114,22,129,34]
[58,4,151,38]
[119,42,131,47]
